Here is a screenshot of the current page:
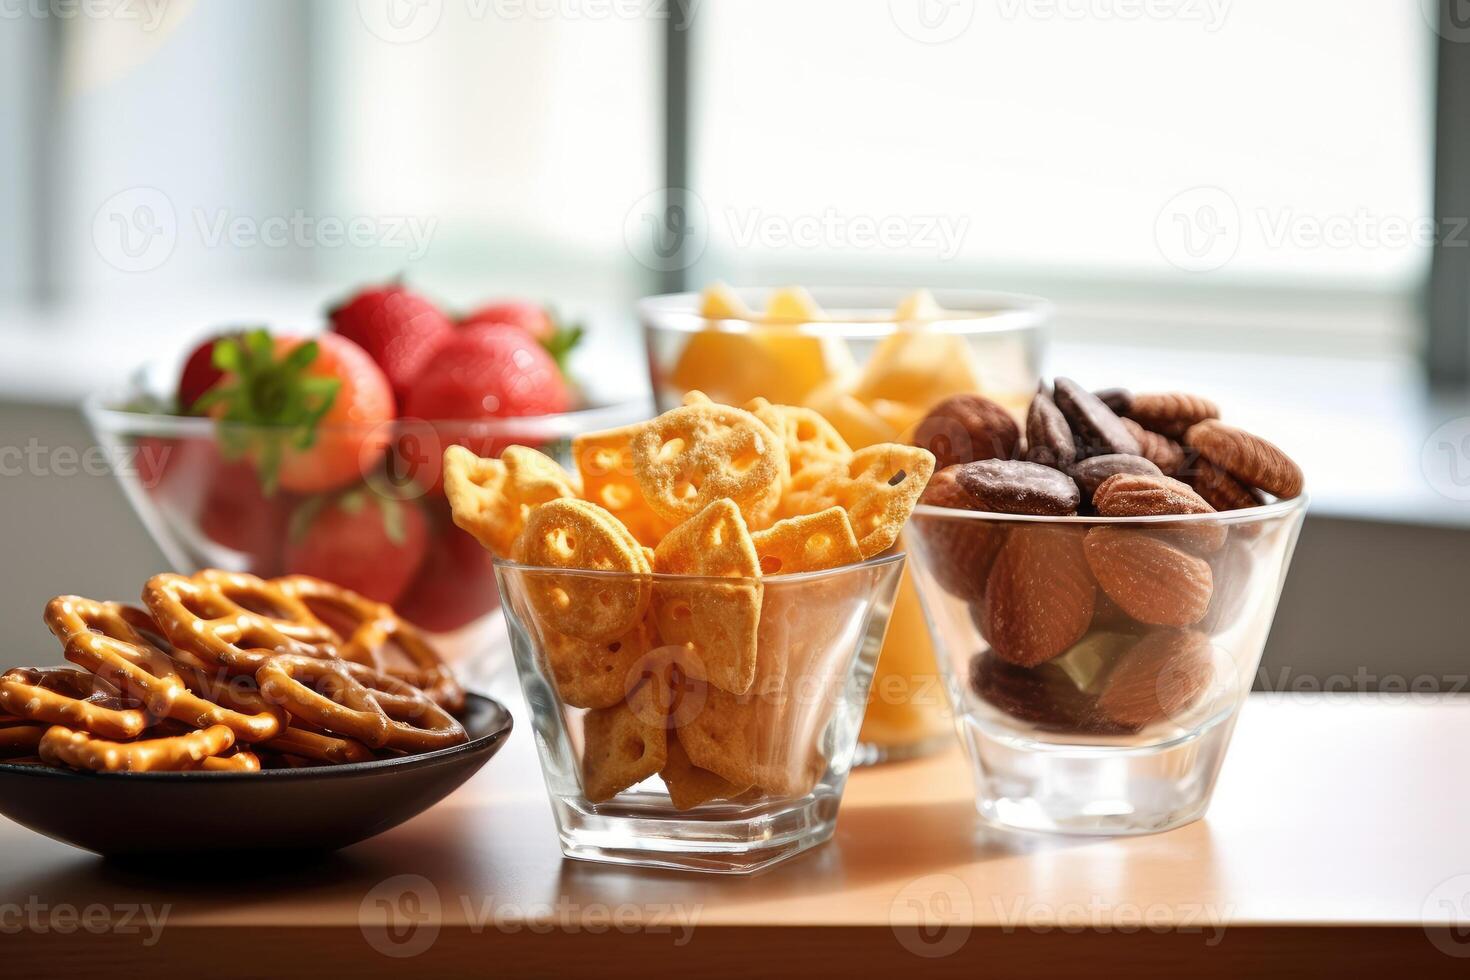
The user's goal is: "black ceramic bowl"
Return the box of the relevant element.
[0,693,512,856]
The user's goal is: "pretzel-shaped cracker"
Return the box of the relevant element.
[744,398,851,478]
[143,570,340,674]
[256,656,466,753]
[443,444,580,558]
[275,575,464,712]
[0,667,146,740]
[514,498,653,644]
[629,403,788,526]
[39,723,236,773]
[572,425,673,547]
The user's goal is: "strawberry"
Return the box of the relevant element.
[283,487,429,604]
[403,324,571,421]
[396,510,500,632]
[330,283,454,405]
[196,451,296,575]
[176,331,246,413]
[460,300,584,372]
[197,330,394,495]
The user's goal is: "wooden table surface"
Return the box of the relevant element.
[3,694,1469,978]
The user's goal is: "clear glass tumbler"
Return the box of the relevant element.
[905,497,1307,835]
[495,554,905,874]
[640,286,1050,764]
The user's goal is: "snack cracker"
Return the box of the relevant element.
[744,397,851,478]
[580,687,668,802]
[750,507,863,575]
[443,444,579,558]
[660,730,753,810]
[572,425,672,547]
[652,499,762,695]
[630,402,787,527]
[515,497,652,643]
[782,444,936,558]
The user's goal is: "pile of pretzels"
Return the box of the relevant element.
[0,570,467,772]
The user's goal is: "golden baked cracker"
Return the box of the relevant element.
[443,446,516,556]
[675,681,759,788]
[781,444,936,558]
[744,397,851,478]
[682,389,713,406]
[630,403,788,527]
[572,425,673,547]
[580,689,668,802]
[543,618,656,710]
[652,499,762,695]
[660,730,753,811]
[443,444,578,557]
[750,507,863,575]
[515,498,652,643]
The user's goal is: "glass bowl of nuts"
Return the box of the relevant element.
[904,379,1308,836]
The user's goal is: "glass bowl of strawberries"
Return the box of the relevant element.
[83,284,650,686]
[904,380,1309,837]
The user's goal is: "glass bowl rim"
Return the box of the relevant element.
[637,286,1053,338]
[912,492,1308,527]
[492,550,905,587]
[82,387,654,438]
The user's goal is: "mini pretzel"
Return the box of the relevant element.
[63,633,282,743]
[142,570,340,674]
[39,723,236,773]
[513,498,652,644]
[261,726,376,765]
[257,656,466,753]
[782,443,936,558]
[0,723,47,757]
[629,403,788,526]
[0,667,146,740]
[188,750,262,772]
[275,575,464,712]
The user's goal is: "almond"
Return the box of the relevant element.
[1126,392,1220,439]
[1097,629,1214,728]
[1093,472,1227,554]
[981,526,1095,667]
[1186,419,1304,500]
[1083,526,1213,627]
[1120,417,1186,475]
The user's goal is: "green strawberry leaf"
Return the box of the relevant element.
[194,329,341,495]
[539,305,585,372]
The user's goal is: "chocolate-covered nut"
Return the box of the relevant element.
[1053,377,1141,460]
[1025,389,1076,470]
[953,459,1080,516]
[1069,454,1162,507]
[1094,387,1133,416]
[912,394,1021,470]
[969,646,1137,736]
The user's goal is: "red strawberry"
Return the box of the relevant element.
[176,331,245,413]
[396,515,500,632]
[404,324,571,421]
[197,453,296,575]
[330,283,454,404]
[282,488,430,604]
[460,300,584,372]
